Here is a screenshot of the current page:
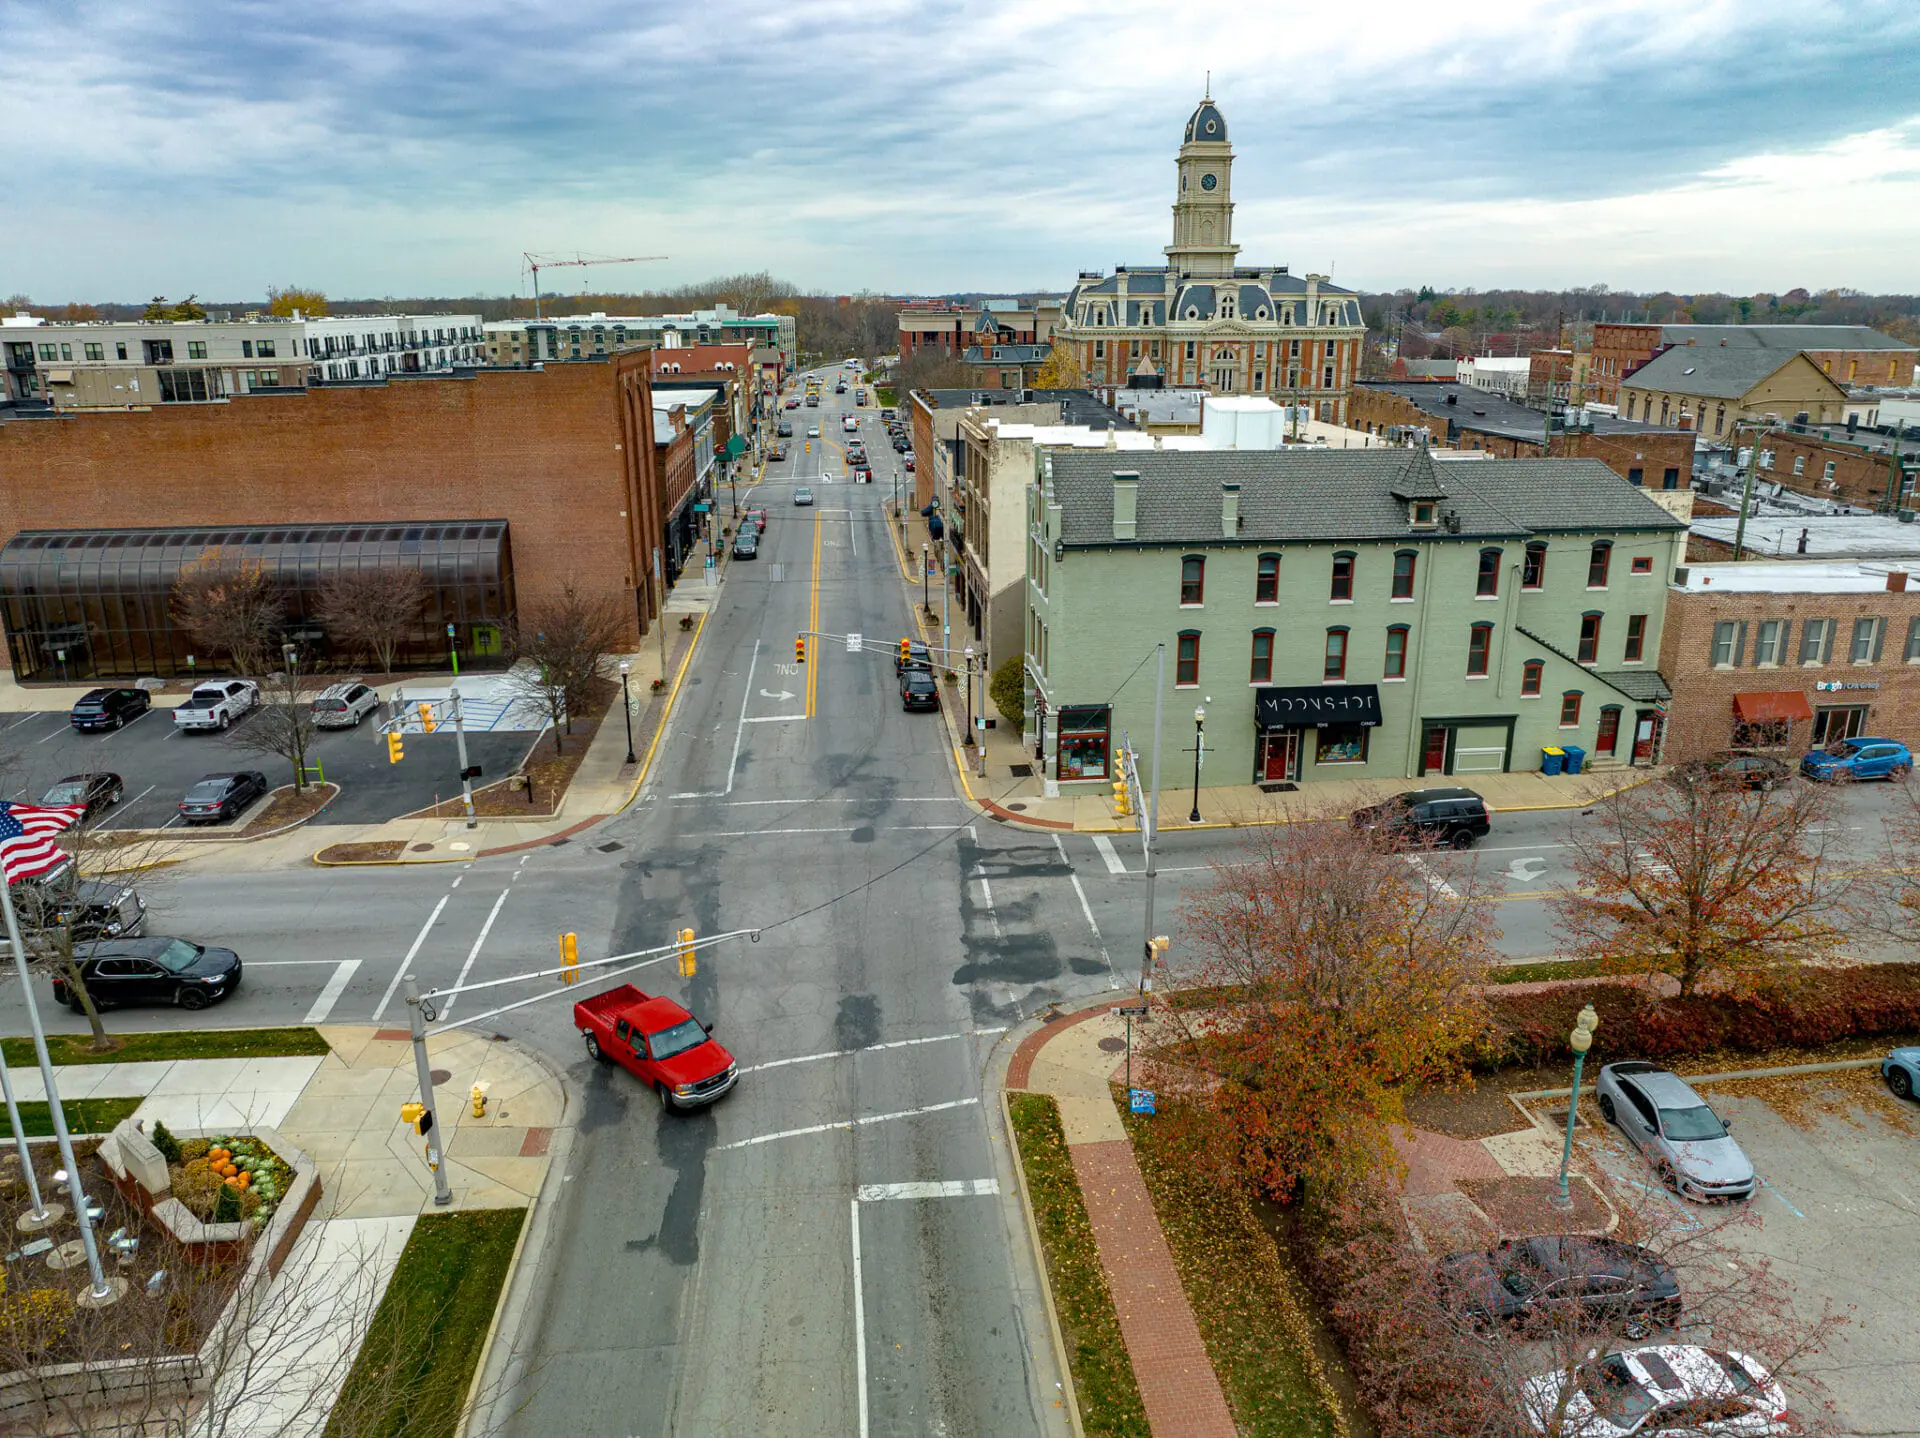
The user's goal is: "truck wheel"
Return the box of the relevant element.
[584,1032,605,1064]
[655,1083,676,1114]
[218,714,231,731]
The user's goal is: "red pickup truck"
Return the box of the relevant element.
[574,984,738,1112]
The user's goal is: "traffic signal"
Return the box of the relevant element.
[385,730,404,764]
[400,1101,433,1136]
[899,638,912,664]
[417,702,437,734]
[795,635,807,664]
[559,931,579,985]
[1145,935,1170,965]
[677,927,696,978]
[1112,777,1131,815]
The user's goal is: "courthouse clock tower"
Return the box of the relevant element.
[1165,95,1238,280]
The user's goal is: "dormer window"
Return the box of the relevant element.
[1410,501,1437,528]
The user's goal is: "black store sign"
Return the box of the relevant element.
[1254,685,1383,728]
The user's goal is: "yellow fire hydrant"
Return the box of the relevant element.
[470,1082,490,1118]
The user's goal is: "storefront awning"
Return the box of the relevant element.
[1731,691,1814,724]
[1255,685,1382,729]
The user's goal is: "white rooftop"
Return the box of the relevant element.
[981,420,1209,451]
[1691,512,1920,560]
[1673,561,1917,595]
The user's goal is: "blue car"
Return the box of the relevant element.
[1885,1047,1920,1101]
[1799,737,1913,782]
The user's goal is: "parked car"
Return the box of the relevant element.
[1521,1345,1791,1437]
[793,487,814,506]
[776,419,794,437]
[896,640,932,675]
[1349,787,1492,850]
[1436,1235,1681,1336]
[51,936,242,1013]
[311,681,379,729]
[732,530,759,560]
[1800,736,1912,782]
[771,443,789,461]
[881,407,896,420]
[171,680,258,732]
[69,687,151,732]
[178,771,270,825]
[576,983,737,1111]
[900,669,940,711]
[743,508,767,532]
[1671,750,1793,791]
[904,455,916,472]
[807,425,820,437]
[41,772,124,819]
[1596,1062,1755,1202]
[784,398,799,409]
[1882,1045,1920,1100]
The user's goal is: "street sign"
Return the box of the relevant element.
[1113,1004,1149,1019]
[846,632,863,653]
[1129,1089,1156,1115]
[693,503,709,512]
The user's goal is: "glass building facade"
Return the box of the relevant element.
[0,521,515,681]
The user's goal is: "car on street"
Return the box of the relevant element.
[881,407,896,419]
[732,530,759,559]
[1882,1045,1920,1100]
[793,487,814,506]
[178,771,270,825]
[771,443,789,461]
[892,437,910,452]
[69,687,151,732]
[1436,1235,1681,1336]
[51,936,243,1013]
[852,466,872,484]
[784,398,799,409]
[896,640,932,674]
[171,680,258,732]
[41,772,125,819]
[311,681,379,729]
[1597,1062,1755,1201]
[1349,787,1492,849]
[1521,1345,1791,1437]
[576,982,737,1111]
[1800,736,1912,782]
[23,877,147,944]
[855,389,866,404]
[743,508,766,532]
[807,425,819,437]
[1671,750,1794,791]
[904,455,915,471]
[776,419,794,437]
[900,669,940,711]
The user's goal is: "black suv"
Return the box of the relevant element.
[70,687,151,732]
[1349,787,1492,849]
[900,669,939,712]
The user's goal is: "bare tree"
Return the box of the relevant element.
[1154,815,1498,1200]
[315,567,427,676]
[171,550,284,679]
[1552,778,1859,997]
[504,584,625,755]
[222,646,318,794]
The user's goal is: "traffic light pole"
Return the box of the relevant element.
[450,687,476,829]
[1141,642,1165,993]
[404,974,454,1207]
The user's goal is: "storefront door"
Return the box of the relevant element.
[1596,707,1621,756]
[1258,728,1301,782]
[1421,726,1449,775]
[1632,710,1663,764]
[1812,705,1869,744]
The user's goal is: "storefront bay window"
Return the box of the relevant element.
[1056,705,1112,780]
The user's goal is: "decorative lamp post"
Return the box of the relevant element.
[1188,705,1205,824]
[618,660,636,765]
[963,646,977,749]
[921,543,930,611]
[1551,1003,1600,1211]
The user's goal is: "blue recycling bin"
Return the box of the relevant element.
[1540,747,1565,776]
[1561,745,1586,775]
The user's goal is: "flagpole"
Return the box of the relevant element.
[1,881,115,1303]
[0,1043,54,1226]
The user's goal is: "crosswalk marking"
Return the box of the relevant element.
[1090,834,1127,875]
[856,1179,999,1202]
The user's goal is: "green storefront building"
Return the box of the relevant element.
[1023,448,1685,791]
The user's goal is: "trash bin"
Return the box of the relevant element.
[1561,745,1586,776]
[1541,746,1565,776]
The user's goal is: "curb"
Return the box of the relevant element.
[100,780,342,848]
[1508,1055,1884,1101]
[621,610,709,811]
[313,846,472,868]
[999,1087,1086,1438]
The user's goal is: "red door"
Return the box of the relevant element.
[1421,726,1448,774]
[1596,708,1621,756]
[1262,730,1298,781]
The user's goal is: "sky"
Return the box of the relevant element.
[2,0,1918,305]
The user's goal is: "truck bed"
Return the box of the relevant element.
[574,983,648,1027]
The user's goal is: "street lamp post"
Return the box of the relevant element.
[1188,705,1205,824]
[963,645,976,749]
[921,543,930,612]
[1551,1003,1601,1211]
[447,622,459,676]
[618,660,637,765]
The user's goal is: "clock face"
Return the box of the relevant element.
[1200,173,1217,192]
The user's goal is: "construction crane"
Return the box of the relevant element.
[521,252,666,319]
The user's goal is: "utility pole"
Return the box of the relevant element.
[404,975,454,1207]
[1733,419,1768,562]
[450,687,476,829]
[1140,643,1166,992]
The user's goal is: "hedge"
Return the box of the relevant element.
[1473,963,1920,1071]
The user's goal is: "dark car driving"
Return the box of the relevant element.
[1671,750,1793,791]
[41,773,124,819]
[1349,787,1492,849]
[69,687,151,732]
[1437,1236,1681,1336]
[178,771,269,825]
[900,669,940,711]
[51,936,241,1012]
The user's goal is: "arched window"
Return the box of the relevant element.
[1324,627,1349,681]
[1391,550,1417,600]
[1521,659,1544,696]
[1560,691,1583,726]
[1466,623,1494,677]
[1176,631,1201,686]
[1250,629,1275,683]
[1477,547,1502,598]
[1522,541,1547,589]
[1180,555,1205,606]
[1587,541,1612,588]
[1384,625,1409,679]
[1578,611,1603,664]
[1330,551,1356,602]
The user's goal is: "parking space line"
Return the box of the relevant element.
[303,959,361,1024]
[5,713,40,731]
[92,784,158,832]
[1759,1175,1806,1219]
[372,895,450,1022]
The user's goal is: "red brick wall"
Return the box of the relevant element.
[0,363,662,658]
[1760,431,1911,508]
[1589,323,1664,404]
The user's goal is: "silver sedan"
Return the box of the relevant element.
[1596,1062,1755,1202]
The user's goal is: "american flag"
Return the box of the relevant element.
[0,802,85,885]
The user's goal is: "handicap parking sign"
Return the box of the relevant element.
[1128,1089,1155,1115]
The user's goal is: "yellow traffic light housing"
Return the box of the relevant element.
[1112,778,1131,815]
[677,927,697,978]
[899,638,911,664]
[795,636,807,664]
[385,730,404,764]
[417,702,437,734]
[559,931,579,985]
[400,1101,431,1135]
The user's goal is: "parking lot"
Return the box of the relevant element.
[1,705,537,828]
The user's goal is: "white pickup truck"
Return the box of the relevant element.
[172,680,259,732]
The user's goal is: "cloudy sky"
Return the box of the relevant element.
[3,0,1917,304]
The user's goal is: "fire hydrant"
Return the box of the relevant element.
[470,1082,490,1118]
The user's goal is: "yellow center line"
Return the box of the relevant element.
[807,504,823,717]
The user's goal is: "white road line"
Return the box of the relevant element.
[685,825,955,839]
[4,714,39,731]
[668,797,964,807]
[92,784,158,832]
[1054,834,1116,985]
[740,714,808,724]
[724,639,760,796]
[856,1178,1000,1201]
[739,1027,1008,1074]
[303,959,361,1024]
[34,723,68,744]
[716,1097,981,1151]
[1403,854,1461,900]
[439,889,509,1021]
[1090,834,1128,875]
[851,1198,870,1438]
[372,894,450,1022]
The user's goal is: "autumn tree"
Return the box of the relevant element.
[171,550,284,678]
[1030,340,1084,389]
[1153,816,1497,1199]
[265,285,329,318]
[316,566,428,675]
[505,584,625,755]
[1551,778,1859,996]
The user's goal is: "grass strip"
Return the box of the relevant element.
[326,1207,527,1438]
[10,1095,144,1136]
[1006,1092,1150,1437]
[1488,956,1616,984]
[2,1027,331,1067]
[1119,1091,1349,1438]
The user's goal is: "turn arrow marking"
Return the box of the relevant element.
[759,688,795,701]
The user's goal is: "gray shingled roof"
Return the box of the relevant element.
[1661,324,1916,353]
[1047,451,1683,548]
[1620,346,1823,400]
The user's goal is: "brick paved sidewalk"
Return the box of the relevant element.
[1006,1001,1237,1438]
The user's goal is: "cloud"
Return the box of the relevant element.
[1,0,1917,298]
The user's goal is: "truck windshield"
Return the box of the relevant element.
[648,1019,707,1061]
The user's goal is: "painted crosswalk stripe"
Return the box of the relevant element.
[856,1178,999,1201]
[1090,834,1127,875]
[303,959,361,1025]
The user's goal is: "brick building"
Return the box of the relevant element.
[1658,561,1920,762]
[1587,322,1916,406]
[896,300,1061,366]
[1744,427,1920,509]
[0,358,689,680]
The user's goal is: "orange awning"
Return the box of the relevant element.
[1732,691,1814,724]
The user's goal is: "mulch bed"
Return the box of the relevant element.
[1459,1176,1611,1235]
[237,782,336,836]
[314,839,406,864]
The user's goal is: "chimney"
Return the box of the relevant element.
[1221,482,1241,538]
[1889,570,1909,592]
[1112,471,1139,541]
